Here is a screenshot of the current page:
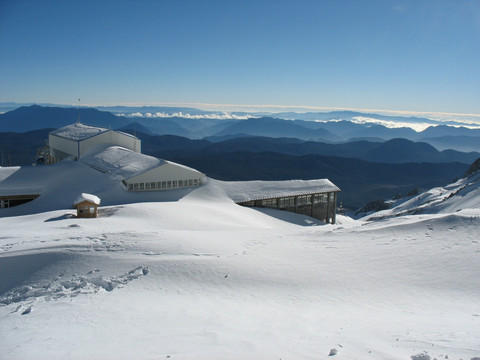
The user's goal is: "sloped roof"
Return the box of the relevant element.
[0,166,43,196]
[50,123,109,141]
[221,179,340,203]
[73,193,101,206]
[81,145,163,178]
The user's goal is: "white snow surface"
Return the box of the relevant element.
[365,171,480,220]
[81,145,165,178]
[1,157,480,359]
[50,123,108,141]
[73,193,101,206]
[222,179,340,202]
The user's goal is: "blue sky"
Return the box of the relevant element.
[1,0,479,116]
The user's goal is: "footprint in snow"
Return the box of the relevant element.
[21,306,32,315]
[410,352,431,360]
[328,348,338,356]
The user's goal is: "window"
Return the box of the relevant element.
[312,194,327,203]
[261,198,277,208]
[162,181,166,189]
[145,182,151,190]
[193,179,198,186]
[178,180,183,187]
[167,181,172,188]
[188,179,193,186]
[133,183,139,191]
[297,195,310,206]
[151,182,156,189]
[278,197,295,208]
[139,183,145,190]
[157,182,162,189]
[128,184,133,191]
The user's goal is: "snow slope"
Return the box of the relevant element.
[1,181,479,359]
[365,171,480,220]
[1,155,480,359]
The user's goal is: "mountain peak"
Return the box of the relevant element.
[463,157,480,177]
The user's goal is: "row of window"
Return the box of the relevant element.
[1,197,39,209]
[259,193,330,209]
[127,178,202,191]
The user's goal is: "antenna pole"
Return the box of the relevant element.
[77,98,81,124]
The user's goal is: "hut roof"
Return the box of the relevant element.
[73,193,101,206]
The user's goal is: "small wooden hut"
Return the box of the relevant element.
[73,193,101,218]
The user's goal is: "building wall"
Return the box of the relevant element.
[79,130,141,157]
[49,130,141,161]
[49,134,80,160]
[238,191,338,223]
[125,162,207,191]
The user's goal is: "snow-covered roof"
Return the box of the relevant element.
[50,123,109,141]
[0,166,43,196]
[81,145,203,180]
[221,179,340,203]
[81,145,165,178]
[73,193,101,206]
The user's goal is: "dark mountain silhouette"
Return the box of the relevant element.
[0,128,53,165]
[0,105,129,132]
[350,124,418,141]
[137,134,211,157]
[361,138,442,163]
[117,122,154,136]
[132,118,192,137]
[212,117,342,142]
[419,135,480,152]
[420,125,480,138]
[140,135,479,164]
[169,151,467,210]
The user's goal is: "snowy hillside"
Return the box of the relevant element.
[1,158,479,359]
[365,162,480,220]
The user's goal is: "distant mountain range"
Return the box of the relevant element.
[1,105,478,209]
[2,105,480,152]
[0,128,471,210]
[134,134,478,165]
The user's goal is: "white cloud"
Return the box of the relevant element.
[351,116,433,132]
[125,111,255,120]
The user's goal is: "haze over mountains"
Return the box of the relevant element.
[1,104,479,210]
[1,104,480,148]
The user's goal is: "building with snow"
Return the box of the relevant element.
[48,123,141,163]
[222,179,340,223]
[73,193,101,218]
[81,145,207,192]
[47,123,206,192]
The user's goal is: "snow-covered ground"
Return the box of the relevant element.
[1,154,480,359]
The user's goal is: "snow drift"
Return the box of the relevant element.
[0,155,479,359]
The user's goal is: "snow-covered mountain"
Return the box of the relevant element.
[364,159,480,220]
[1,154,479,359]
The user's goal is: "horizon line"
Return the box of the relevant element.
[3,100,480,120]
